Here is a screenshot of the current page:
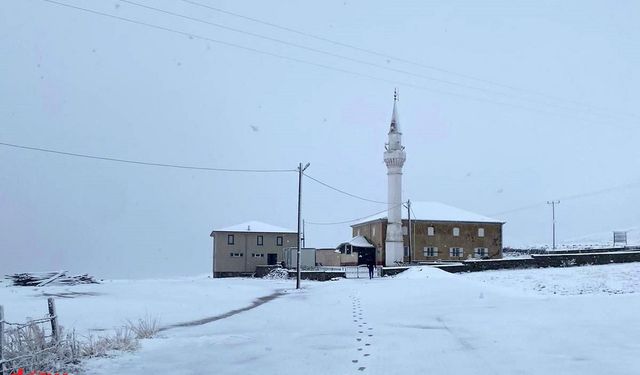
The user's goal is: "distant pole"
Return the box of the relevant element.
[297,162,310,289]
[407,200,412,263]
[547,200,560,250]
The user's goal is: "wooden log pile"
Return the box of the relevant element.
[5,271,99,286]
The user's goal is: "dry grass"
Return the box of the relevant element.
[2,315,160,374]
[80,327,138,358]
[127,315,160,339]
[2,322,81,374]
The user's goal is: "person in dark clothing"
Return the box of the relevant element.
[367,261,375,279]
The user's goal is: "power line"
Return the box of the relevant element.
[490,180,640,216]
[303,173,387,204]
[39,0,636,126]
[305,202,403,226]
[178,0,640,122]
[116,0,617,121]
[0,141,296,173]
[120,0,636,123]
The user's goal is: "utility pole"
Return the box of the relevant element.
[547,200,560,250]
[297,162,310,289]
[407,200,412,263]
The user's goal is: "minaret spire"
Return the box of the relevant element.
[390,88,400,134]
[383,89,407,266]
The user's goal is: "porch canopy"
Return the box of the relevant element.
[338,235,375,251]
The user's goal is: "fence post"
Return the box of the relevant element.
[47,298,59,343]
[1,305,6,375]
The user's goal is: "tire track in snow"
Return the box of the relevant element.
[160,290,285,331]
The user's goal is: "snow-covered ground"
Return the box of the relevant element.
[3,264,640,374]
[561,226,640,247]
[514,225,640,250]
[462,262,640,295]
[0,276,287,335]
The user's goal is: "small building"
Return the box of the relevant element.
[315,248,343,267]
[210,221,297,277]
[283,247,317,270]
[336,236,376,265]
[351,201,504,264]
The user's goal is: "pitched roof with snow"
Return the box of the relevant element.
[352,201,502,226]
[339,235,375,248]
[212,220,296,234]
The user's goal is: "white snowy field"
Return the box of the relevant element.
[0,276,288,335]
[3,264,640,374]
[461,262,640,296]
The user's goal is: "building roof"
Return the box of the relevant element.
[211,220,296,235]
[352,201,503,226]
[339,235,375,248]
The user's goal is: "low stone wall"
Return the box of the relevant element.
[380,267,410,277]
[435,250,640,274]
[431,264,470,273]
[464,258,538,272]
[532,251,640,267]
[287,270,346,281]
[213,272,255,278]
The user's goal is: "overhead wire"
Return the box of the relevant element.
[490,179,640,216]
[0,141,296,173]
[178,0,640,122]
[305,202,404,226]
[16,2,640,222]
[303,173,387,204]
[39,0,635,126]
[114,0,630,123]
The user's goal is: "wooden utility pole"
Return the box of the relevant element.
[297,162,310,289]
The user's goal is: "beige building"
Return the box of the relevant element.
[351,201,504,264]
[210,221,297,277]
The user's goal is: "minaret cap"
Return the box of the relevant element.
[389,88,400,134]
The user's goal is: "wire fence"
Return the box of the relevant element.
[315,265,382,278]
[0,298,78,375]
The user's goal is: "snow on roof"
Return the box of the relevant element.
[212,220,296,234]
[353,201,502,226]
[340,235,375,248]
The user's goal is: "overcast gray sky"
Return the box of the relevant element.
[1,0,639,278]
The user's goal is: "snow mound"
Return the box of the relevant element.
[393,266,453,279]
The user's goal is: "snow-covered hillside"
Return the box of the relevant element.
[560,226,640,248]
[461,262,640,295]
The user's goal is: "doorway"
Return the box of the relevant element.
[267,253,278,265]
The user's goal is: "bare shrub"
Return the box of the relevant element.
[80,326,138,358]
[2,315,157,374]
[2,322,81,374]
[127,315,160,339]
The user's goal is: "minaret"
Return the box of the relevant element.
[383,89,406,266]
